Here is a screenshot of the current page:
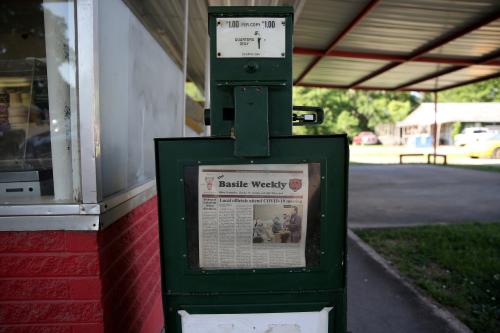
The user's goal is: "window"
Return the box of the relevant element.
[183,163,322,269]
[0,0,77,203]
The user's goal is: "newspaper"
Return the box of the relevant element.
[198,164,308,269]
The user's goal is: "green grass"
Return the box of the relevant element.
[355,223,500,333]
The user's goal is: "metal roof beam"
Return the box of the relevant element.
[437,71,500,92]
[293,0,381,85]
[295,82,435,92]
[393,48,500,90]
[347,9,500,88]
[293,47,500,66]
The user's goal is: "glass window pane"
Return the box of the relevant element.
[0,0,76,203]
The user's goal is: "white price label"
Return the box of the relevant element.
[216,17,286,58]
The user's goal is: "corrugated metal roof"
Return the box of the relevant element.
[362,62,454,88]
[209,0,295,6]
[293,0,370,50]
[428,19,500,58]
[303,57,388,85]
[398,102,500,126]
[124,0,500,92]
[293,0,500,91]
[408,65,500,90]
[292,55,315,81]
[336,0,499,54]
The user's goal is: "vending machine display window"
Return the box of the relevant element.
[183,163,322,269]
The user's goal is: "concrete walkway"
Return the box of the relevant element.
[347,236,456,333]
[349,164,500,228]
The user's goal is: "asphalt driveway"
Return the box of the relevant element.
[348,164,500,228]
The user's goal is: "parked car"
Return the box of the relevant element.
[468,134,500,159]
[353,131,378,145]
[454,127,497,146]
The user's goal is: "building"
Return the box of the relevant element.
[396,103,500,145]
[375,123,401,145]
[0,0,205,331]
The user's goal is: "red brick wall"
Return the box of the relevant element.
[98,198,162,333]
[0,197,163,333]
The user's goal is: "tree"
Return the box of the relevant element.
[292,77,498,140]
[292,87,347,135]
[292,87,419,139]
[423,78,500,102]
[336,111,359,137]
[387,100,412,122]
[451,121,463,139]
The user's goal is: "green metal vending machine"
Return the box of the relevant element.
[155,6,348,333]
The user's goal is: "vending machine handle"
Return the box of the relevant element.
[292,105,324,126]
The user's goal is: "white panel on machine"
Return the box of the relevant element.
[216,17,286,58]
[178,307,332,333]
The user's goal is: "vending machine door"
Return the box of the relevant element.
[155,135,348,333]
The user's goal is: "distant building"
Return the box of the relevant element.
[375,123,401,145]
[376,103,500,145]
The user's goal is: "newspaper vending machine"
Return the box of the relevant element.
[155,6,348,333]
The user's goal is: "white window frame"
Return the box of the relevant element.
[0,0,157,231]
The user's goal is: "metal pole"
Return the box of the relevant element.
[204,36,211,137]
[181,0,189,137]
[76,0,101,203]
[433,91,438,164]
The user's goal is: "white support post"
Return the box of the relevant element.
[43,0,74,200]
[68,2,81,201]
[76,0,101,204]
[433,91,438,163]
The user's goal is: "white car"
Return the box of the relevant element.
[454,127,497,146]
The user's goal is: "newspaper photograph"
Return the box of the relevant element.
[198,164,308,269]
